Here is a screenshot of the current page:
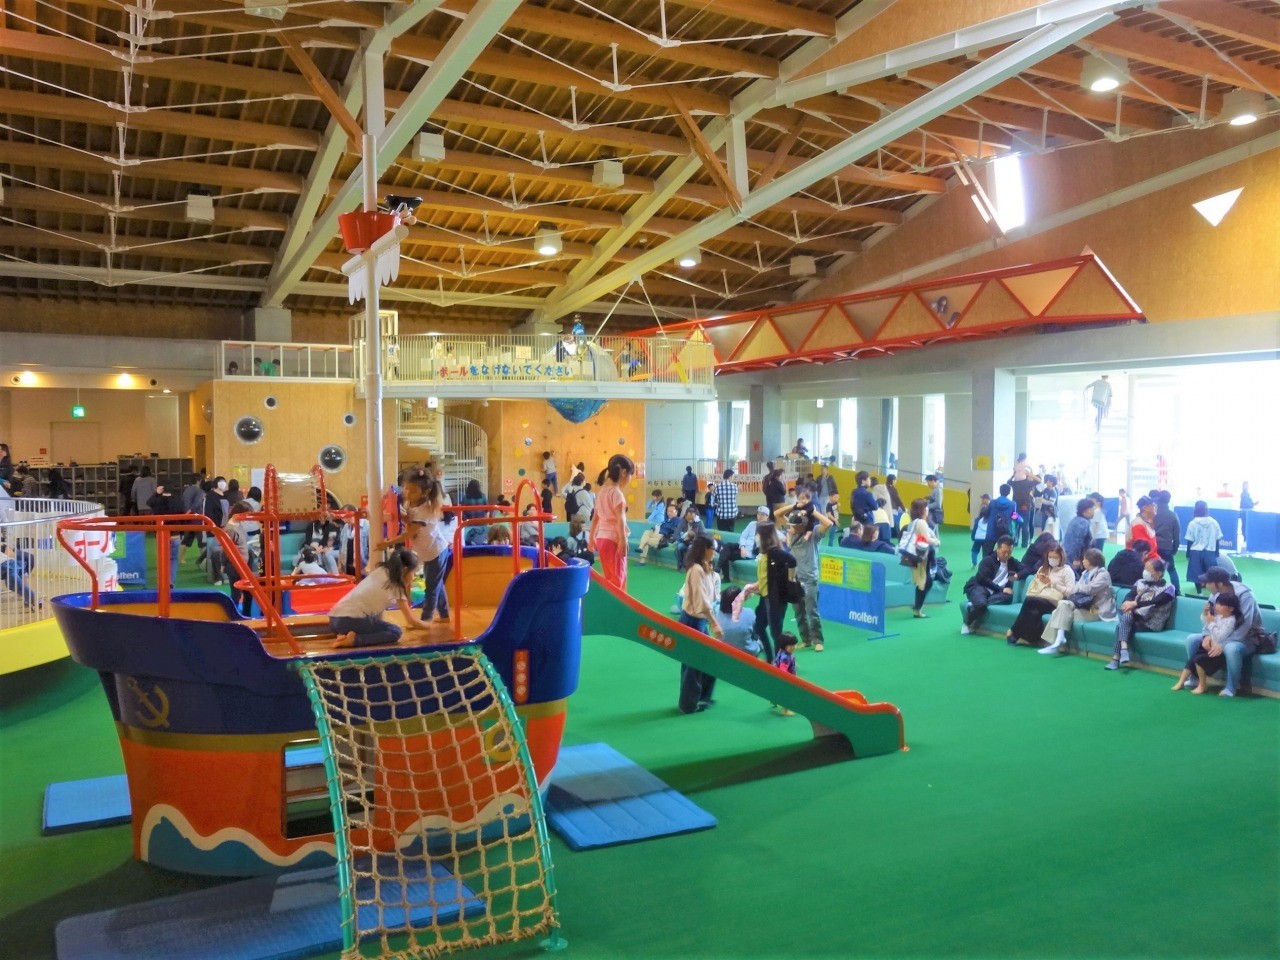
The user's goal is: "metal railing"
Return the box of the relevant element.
[219,341,356,381]
[397,403,487,498]
[1,499,107,631]
[356,333,716,388]
[643,459,804,494]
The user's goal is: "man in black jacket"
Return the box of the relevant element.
[961,536,1018,634]
[1152,490,1182,593]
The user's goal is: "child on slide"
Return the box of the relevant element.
[330,548,433,648]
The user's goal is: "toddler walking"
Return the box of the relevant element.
[772,631,799,716]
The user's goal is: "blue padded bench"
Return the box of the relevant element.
[970,585,1280,696]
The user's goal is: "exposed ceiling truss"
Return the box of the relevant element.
[0,0,1277,333]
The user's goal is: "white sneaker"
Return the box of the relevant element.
[1038,640,1063,655]
[959,625,971,635]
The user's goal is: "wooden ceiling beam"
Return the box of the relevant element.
[845,77,1099,140]
[1013,52,1221,115]
[0,141,306,193]
[906,62,1171,130]
[313,251,569,288]
[754,116,805,188]
[0,225,275,264]
[278,33,363,148]
[645,218,858,255]
[0,187,291,231]
[789,98,1011,157]
[669,92,742,214]
[0,90,321,150]
[403,100,945,194]
[1158,2,1280,53]
[662,0,836,37]
[389,34,732,118]
[1088,22,1280,95]
[0,28,313,98]
[444,0,780,78]
[324,181,625,228]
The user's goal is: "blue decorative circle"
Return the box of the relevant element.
[548,398,608,423]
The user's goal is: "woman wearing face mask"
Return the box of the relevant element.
[1005,543,1076,646]
[1106,557,1176,670]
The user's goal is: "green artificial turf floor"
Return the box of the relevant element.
[1,531,1277,959]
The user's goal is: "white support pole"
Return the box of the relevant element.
[363,52,386,550]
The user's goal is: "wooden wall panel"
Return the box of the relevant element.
[451,399,648,514]
[209,380,396,505]
[0,297,244,339]
[810,125,1280,325]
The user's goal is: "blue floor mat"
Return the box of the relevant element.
[545,742,716,850]
[43,774,132,835]
[55,860,485,960]
[42,745,326,836]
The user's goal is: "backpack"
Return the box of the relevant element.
[991,506,1012,539]
[564,488,580,518]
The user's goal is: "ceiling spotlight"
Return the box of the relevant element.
[1081,52,1128,93]
[1221,88,1265,126]
[677,248,702,269]
[536,227,562,257]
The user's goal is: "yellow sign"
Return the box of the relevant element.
[844,559,872,591]
[819,556,844,585]
[974,455,991,470]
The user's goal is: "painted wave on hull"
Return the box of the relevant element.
[139,794,535,872]
[140,805,337,875]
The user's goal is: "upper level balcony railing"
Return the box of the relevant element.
[218,341,355,381]
[354,333,716,399]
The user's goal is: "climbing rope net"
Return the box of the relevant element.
[295,649,561,960]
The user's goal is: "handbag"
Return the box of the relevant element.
[1068,592,1093,609]
[784,576,805,603]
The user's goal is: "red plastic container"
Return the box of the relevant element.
[338,210,396,253]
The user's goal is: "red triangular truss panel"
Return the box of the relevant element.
[800,309,860,352]
[701,319,756,360]
[878,295,945,340]
[961,279,1032,328]
[1042,259,1142,319]
[916,282,981,324]
[1001,265,1080,316]
[732,319,790,363]
[770,307,827,351]
[630,255,1143,373]
[842,298,896,340]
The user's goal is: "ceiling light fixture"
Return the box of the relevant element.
[1081,52,1128,93]
[592,158,624,189]
[1220,88,1264,126]
[184,188,215,224]
[677,248,702,269]
[536,227,562,257]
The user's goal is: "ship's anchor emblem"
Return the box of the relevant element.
[127,678,171,729]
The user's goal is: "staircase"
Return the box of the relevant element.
[396,400,486,496]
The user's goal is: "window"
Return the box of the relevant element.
[991,154,1026,232]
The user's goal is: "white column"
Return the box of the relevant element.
[971,366,1016,498]
[362,54,386,545]
[856,398,881,470]
[897,395,928,479]
[944,392,972,493]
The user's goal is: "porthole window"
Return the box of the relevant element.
[319,445,346,472]
[342,412,356,426]
[234,416,264,444]
[264,396,278,409]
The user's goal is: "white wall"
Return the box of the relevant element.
[645,400,715,465]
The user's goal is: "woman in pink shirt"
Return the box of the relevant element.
[590,454,634,588]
